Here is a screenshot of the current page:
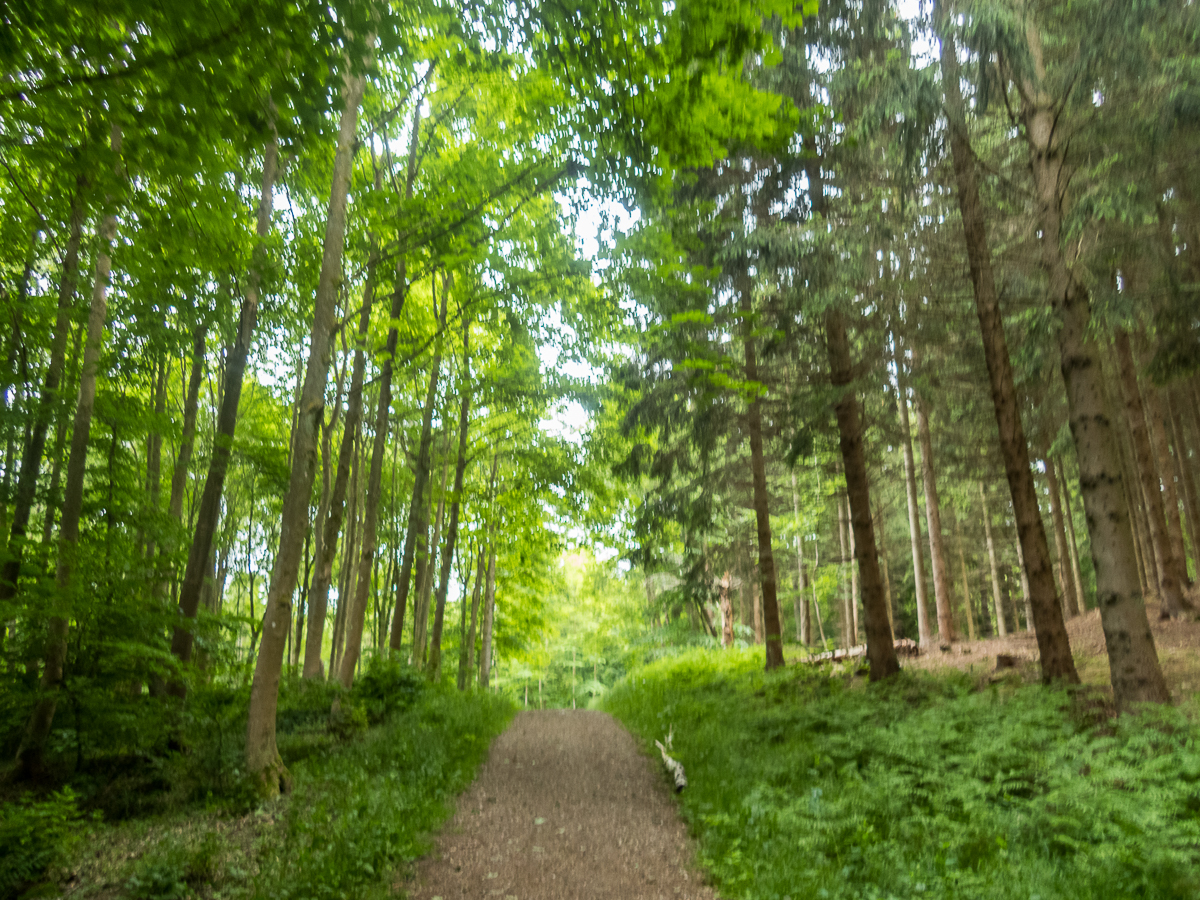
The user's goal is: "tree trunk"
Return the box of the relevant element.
[835,492,850,645]
[1043,457,1080,617]
[144,357,168,557]
[15,124,121,777]
[300,352,345,678]
[1169,387,1200,577]
[936,14,1077,683]
[0,189,84,614]
[791,471,810,644]
[979,483,1007,638]
[737,273,784,670]
[245,61,369,797]
[1114,331,1190,615]
[170,128,279,675]
[1142,376,1191,585]
[915,389,954,644]
[388,291,447,651]
[428,317,471,681]
[1012,524,1034,630]
[826,309,899,680]
[955,516,976,641]
[895,359,933,647]
[168,327,206,522]
[305,279,373,682]
[414,430,450,668]
[460,547,485,688]
[39,324,81,551]
[1057,457,1088,610]
[479,543,497,688]
[337,98,424,682]
[1017,24,1167,703]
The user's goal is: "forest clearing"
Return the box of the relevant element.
[4,0,1200,898]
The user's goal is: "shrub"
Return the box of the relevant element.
[0,789,86,900]
[604,649,1200,900]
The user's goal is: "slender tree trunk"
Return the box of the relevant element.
[1016,24,1166,703]
[15,124,121,777]
[40,325,81,551]
[0,189,84,614]
[1143,377,1190,584]
[737,273,784,669]
[836,491,850,645]
[876,501,896,637]
[979,483,1007,638]
[245,60,370,796]
[415,431,449,668]
[1114,332,1190,615]
[388,292,447,651]
[826,309,899,680]
[1169,388,1200,577]
[791,471,810,644]
[460,548,485,689]
[1043,457,1080,617]
[1013,526,1034,630]
[144,357,168,556]
[338,100,423,682]
[168,328,205,522]
[1058,457,1088,610]
[300,351,346,677]
[915,389,954,644]
[170,128,280,675]
[955,516,976,641]
[306,278,373,681]
[936,15,1077,682]
[428,319,471,681]
[895,360,933,647]
[479,543,497,688]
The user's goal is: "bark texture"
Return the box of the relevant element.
[826,309,899,680]
[936,14,1078,683]
[1044,457,1081,617]
[1017,23,1166,703]
[245,63,369,796]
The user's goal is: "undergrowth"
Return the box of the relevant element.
[2,662,512,900]
[603,649,1200,900]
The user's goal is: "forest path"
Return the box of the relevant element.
[404,709,718,900]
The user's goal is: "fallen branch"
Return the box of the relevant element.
[654,739,687,793]
[800,638,920,664]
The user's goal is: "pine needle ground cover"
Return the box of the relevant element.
[5,676,512,900]
[603,650,1200,900]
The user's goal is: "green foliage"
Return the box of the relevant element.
[605,651,1200,900]
[0,789,86,900]
[249,685,512,900]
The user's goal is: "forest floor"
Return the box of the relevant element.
[402,709,717,900]
[897,599,1200,700]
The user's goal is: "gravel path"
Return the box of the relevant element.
[405,709,718,900]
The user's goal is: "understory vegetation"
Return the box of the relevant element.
[1,663,511,900]
[604,651,1200,900]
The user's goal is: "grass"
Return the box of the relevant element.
[7,668,513,900]
[603,649,1200,900]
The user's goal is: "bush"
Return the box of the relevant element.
[604,649,1200,900]
[0,789,86,900]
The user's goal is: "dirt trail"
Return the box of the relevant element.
[405,709,717,900]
